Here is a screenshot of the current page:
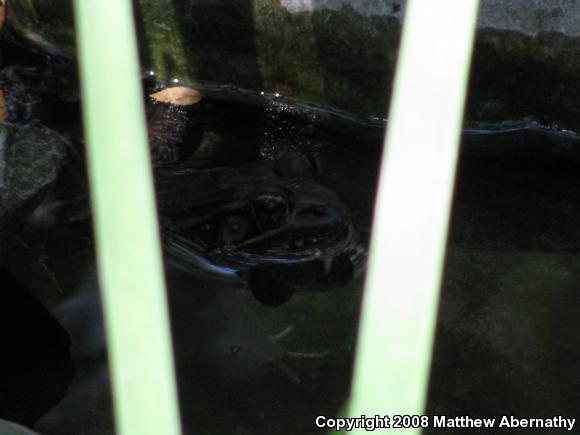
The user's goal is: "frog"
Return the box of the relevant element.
[0,58,364,307]
[156,149,363,306]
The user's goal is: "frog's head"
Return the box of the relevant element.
[157,151,363,305]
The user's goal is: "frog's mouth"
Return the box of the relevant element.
[219,220,354,256]
[163,218,358,269]
[163,224,364,306]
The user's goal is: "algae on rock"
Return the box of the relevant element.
[0,123,67,238]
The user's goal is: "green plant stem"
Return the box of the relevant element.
[72,0,182,434]
[347,0,480,433]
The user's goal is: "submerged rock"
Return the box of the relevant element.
[0,123,67,239]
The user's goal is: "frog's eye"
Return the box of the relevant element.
[252,194,289,229]
[220,215,249,245]
[273,151,314,177]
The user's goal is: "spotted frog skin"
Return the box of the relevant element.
[156,151,363,306]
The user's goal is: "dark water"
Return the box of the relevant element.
[1,78,380,434]
[429,121,580,434]
[3,110,580,434]
[1,51,579,433]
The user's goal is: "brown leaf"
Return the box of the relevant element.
[149,86,202,106]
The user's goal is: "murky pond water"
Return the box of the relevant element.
[0,45,579,434]
[0,46,380,434]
